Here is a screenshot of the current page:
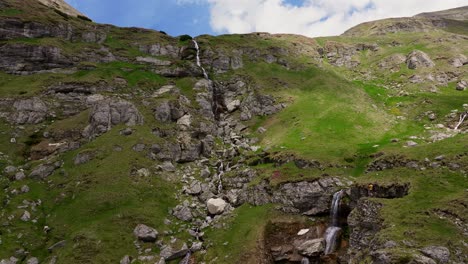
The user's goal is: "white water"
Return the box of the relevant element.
[324,226,342,255]
[330,190,344,226]
[324,190,344,255]
[301,257,310,264]
[192,39,209,79]
[454,112,467,130]
[216,161,226,194]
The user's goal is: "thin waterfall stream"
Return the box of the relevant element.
[192,39,224,194]
[192,39,209,79]
[324,190,344,255]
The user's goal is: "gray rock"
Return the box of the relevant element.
[412,254,437,264]
[406,50,435,69]
[348,199,383,251]
[450,54,467,68]
[4,165,17,174]
[159,161,176,172]
[207,198,227,215]
[200,167,211,178]
[132,143,146,152]
[133,224,158,242]
[119,255,132,264]
[297,238,325,257]
[226,99,241,112]
[120,128,133,136]
[406,141,418,147]
[20,211,31,221]
[0,43,72,74]
[83,98,143,138]
[177,114,191,129]
[0,257,19,264]
[21,185,30,193]
[26,257,39,264]
[173,205,193,221]
[191,242,203,252]
[420,246,450,264]
[185,181,202,195]
[136,57,171,66]
[11,98,48,125]
[48,240,66,252]
[14,171,26,181]
[456,80,467,91]
[29,162,62,180]
[73,152,95,165]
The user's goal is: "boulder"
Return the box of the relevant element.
[449,54,467,68]
[83,98,143,138]
[29,161,62,180]
[173,205,193,221]
[133,224,158,242]
[11,98,48,125]
[297,238,325,257]
[185,181,202,195]
[73,151,95,165]
[3,165,17,175]
[406,50,435,69]
[412,254,437,264]
[207,198,227,215]
[420,246,450,264]
[20,211,31,222]
[160,244,189,261]
[119,255,132,264]
[456,80,467,91]
[158,161,176,172]
[26,258,39,264]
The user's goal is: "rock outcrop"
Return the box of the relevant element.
[406,50,435,69]
[10,97,48,124]
[83,98,143,138]
[133,224,158,242]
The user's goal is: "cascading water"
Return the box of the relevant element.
[193,39,225,194]
[192,39,209,79]
[324,226,342,255]
[324,190,344,255]
[301,257,310,264]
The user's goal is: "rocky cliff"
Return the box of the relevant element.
[0,1,467,264]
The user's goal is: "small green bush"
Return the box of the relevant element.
[179,34,192,42]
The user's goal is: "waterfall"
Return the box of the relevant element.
[324,190,344,255]
[192,39,209,79]
[216,161,225,194]
[301,257,310,264]
[324,226,342,255]
[330,190,344,226]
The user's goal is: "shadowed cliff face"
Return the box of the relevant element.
[0,1,467,263]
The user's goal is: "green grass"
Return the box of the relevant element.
[202,204,274,263]
[233,63,392,163]
[0,124,179,263]
[0,8,23,16]
[357,167,467,249]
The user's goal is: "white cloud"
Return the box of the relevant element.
[202,0,468,37]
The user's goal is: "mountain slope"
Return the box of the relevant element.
[37,0,86,18]
[0,1,467,263]
[343,5,468,36]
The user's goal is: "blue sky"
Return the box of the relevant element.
[65,0,214,36]
[64,0,467,38]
